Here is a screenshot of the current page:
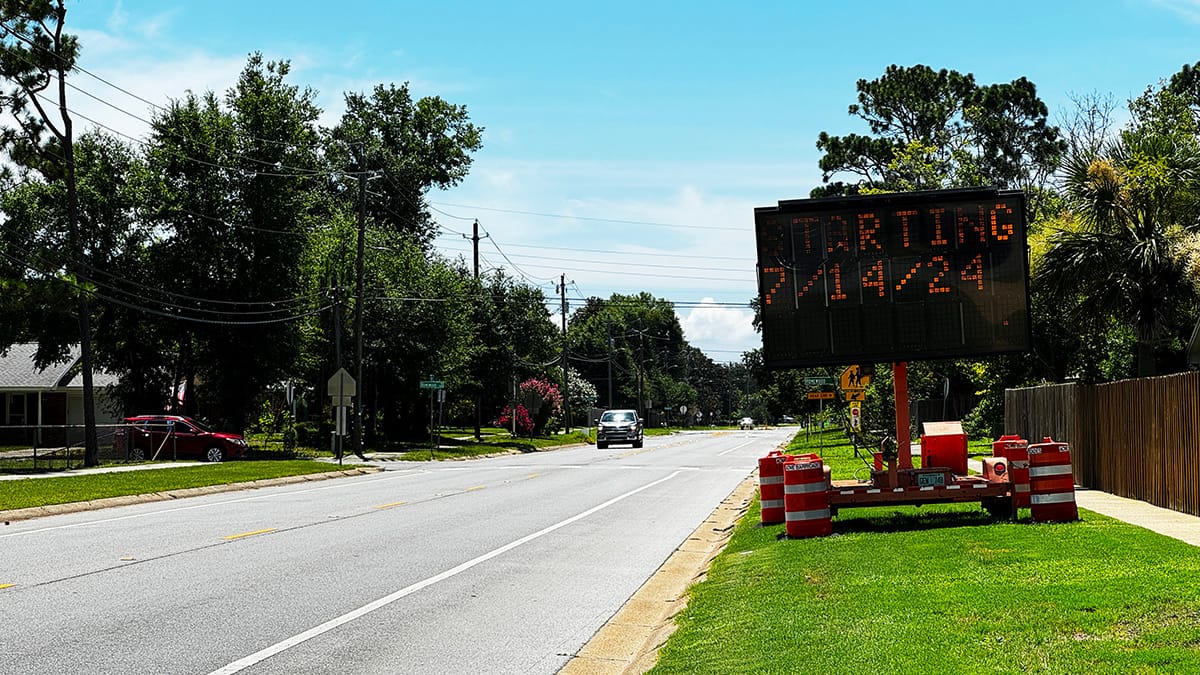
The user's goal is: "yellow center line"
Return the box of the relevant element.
[223,528,276,541]
[466,485,486,492]
[527,473,540,479]
[375,501,408,509]
[0,583,14,590]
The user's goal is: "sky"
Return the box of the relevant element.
[57,0,1200,363]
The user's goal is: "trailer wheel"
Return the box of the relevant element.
[983,496,1014,520]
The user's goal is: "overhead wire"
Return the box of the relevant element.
[0,248,332,325]
[0,20,342,176]
[0,29,758,354]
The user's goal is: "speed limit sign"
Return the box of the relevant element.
[849,402,862,429]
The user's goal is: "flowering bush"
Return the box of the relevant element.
[520,377,562,415]
[494,404,534,436]
[517,376,563,436]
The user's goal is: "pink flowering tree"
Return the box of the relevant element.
[520,376,563,436]
[494,404,534,436]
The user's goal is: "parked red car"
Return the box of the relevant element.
[124,415,248,462]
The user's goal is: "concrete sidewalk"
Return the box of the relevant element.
[1073,488,1200,547]
[0,461,205,480]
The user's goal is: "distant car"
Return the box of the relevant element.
[739,417,755,430]
[596,409,643,449]
[124,414,248,462]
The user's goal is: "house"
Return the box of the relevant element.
[0,343,121,447]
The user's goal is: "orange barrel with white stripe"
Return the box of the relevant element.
[993,435,1030,508]
[758,451,789,524]
[759,452,817,524]
[1027,437,1078,523]
[783,457,832,538]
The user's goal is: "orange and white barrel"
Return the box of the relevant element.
[993,435,1030,508]
[1028,437,1078,523]
[757,451,789,525]
[783,457,832,538]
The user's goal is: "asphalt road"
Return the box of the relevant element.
[0,427,792,674]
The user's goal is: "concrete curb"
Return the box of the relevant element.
[559,472,757,675]
[0,467,381,523]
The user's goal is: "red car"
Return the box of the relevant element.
[124,415,248,462]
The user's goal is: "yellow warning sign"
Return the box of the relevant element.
[840,364,871,390]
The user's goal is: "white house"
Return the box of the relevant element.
[0,343,121,447]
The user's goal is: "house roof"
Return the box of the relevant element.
[0,343,118,392]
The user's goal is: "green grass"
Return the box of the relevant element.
[650,429,1200,674]
[392,431,592,461]
[1,429,598,512]
[0,460,342,511]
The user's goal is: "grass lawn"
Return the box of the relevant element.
[1,430,598,512]
[0,461,345,512]
[650,429,1200,674]
[391,430,592,460]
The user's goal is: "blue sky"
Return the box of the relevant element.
[63,0,1200,362]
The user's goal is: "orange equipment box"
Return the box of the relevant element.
[920,421,968,476]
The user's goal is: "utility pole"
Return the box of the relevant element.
[638,331,644,419]
[353,162,367,460]
[471,219,483,279]
[465,220,488,441]
[332,280,343,461]
[559,274,570,433]
[606,321,613,409]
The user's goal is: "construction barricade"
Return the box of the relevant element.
[759,451,820,525]
[993,435,1031,508]
[783,456,832,538]
[1028,437,1079,523]
[758,451,789,525]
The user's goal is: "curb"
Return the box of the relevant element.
[0,467,381,523]
[559,472,757,674]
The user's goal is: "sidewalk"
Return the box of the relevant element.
[0,461,205,481]
[1073,488,1200,547]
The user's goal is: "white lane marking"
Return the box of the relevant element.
[208,470,684,675]
[718,440,757,457]
[0,469,426,539]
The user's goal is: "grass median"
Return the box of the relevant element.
[650,428,1200,674]
[0,461,343,512]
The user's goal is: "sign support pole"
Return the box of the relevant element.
[894,361,912,470]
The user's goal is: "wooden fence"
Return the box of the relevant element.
[1005,371,1200,516]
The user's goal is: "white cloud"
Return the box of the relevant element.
[1149,0,1200,23]
[677,299,758,361]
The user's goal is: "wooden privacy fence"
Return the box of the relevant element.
[1005,372,1200,516]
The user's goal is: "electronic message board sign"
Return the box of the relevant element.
[755,188,1030,369]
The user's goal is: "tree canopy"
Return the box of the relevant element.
[814,64,1065,214]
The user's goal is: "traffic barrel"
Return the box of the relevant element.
[783,457,832,538]
[993,435,1030,508]
[758,451,789,525]
[758,452,818,525]
[1028,437,1078,523]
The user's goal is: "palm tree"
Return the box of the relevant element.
[1036,126,1200,377]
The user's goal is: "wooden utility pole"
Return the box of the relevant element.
[560,274,570,432]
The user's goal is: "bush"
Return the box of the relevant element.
[295,421,328,450]
[282,417,297,453]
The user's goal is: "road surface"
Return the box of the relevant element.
[1,427,792,674]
